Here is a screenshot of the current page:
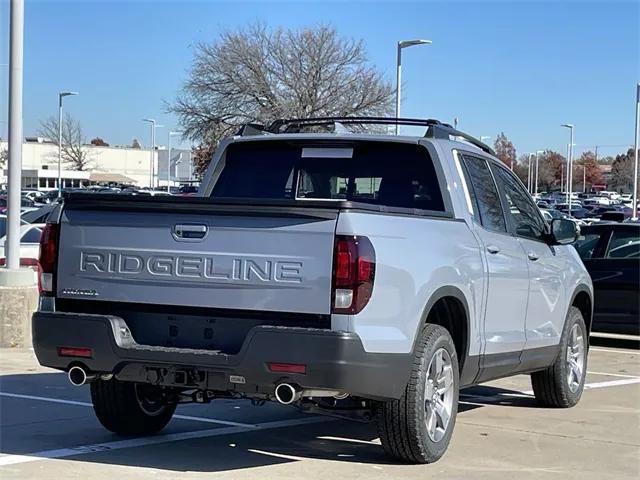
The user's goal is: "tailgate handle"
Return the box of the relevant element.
[173,224,208,240]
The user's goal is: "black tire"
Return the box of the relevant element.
[531,306,588,408]
[90,378,177,436]
[377,324,459,464]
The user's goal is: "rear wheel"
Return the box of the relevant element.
[90,378,176,435]
[531,306,588,408]
[377,324,459,463]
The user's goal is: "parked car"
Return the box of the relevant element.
[573,223,639,335]
[0,215,44,280]
[32,117,592,464]
[22,189,47,203]
[179,185,199,195]
[556,203,589,219]
[0,195,38,214]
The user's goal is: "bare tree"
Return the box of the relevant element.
[38,113,91,171]
[170,24,394,173]
[131,139,142,149]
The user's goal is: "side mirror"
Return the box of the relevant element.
[549,218,579,245]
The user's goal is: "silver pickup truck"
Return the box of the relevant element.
[32,117,593,463]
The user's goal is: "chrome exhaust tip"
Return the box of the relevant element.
[274,383,301,405]
[68,366,95,386]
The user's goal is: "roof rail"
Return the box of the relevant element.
[424,123,495,156]
[235,123,269,136]
[236,117,495,156]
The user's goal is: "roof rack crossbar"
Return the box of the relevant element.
[236,117,495,155]
[267,116,445,134]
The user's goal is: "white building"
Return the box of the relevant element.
[0,139,194,190]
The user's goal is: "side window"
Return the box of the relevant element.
[491,164,545,240]
[573,231,605,260]
[606,229,640,258]
[459,154,507,233]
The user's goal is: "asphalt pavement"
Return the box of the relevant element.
[0,340,638,480]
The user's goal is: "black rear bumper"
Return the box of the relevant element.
[32,311,412,400]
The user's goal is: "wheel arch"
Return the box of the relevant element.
[418,286,471,376]
[570,285,593,335]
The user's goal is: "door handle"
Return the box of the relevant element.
[527,252,539,261]
[173,224,208,240]
[486,245,500,254]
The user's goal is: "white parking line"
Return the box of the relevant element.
[587,371,640,379]
[583,378,640,390]
[0,392,91,407]
[0,416,332,467]
[460,377,640,404]
[0,392,257,428]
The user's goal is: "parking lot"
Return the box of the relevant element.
[0,340,637,480]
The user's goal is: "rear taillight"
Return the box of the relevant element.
[331,235,375,315]
[39,223,60,296]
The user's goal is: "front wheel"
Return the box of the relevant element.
[531,306,588,408]
[90,378,177,436]
[377,324,459,464]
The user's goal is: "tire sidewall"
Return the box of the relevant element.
[414,327,460,460]
[557,307,588,405]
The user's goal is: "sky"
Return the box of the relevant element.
[0,0,638,157]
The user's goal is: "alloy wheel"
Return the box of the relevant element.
[424,348,454,442]
[566,323,585,393]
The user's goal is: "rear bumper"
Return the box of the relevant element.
[32,311,411,400]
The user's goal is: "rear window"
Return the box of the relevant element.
[211,142,445,211]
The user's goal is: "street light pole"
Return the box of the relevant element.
[535,150,543,196]
[3,0,24,272]
[167,131,182,192]
[632,83,639,220]
[562,124,574,216]
[142,119,163,188]
[57,91,78,197]
[395,39,431,135]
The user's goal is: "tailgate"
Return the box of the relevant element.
[56,205,337,314]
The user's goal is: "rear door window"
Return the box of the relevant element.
[574,230,607,260]
[490,164,546,240]
[606,229,640,258]
[458,154,507,233]
[212,142,445,211]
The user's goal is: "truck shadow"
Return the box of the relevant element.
[0,372,538,472]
